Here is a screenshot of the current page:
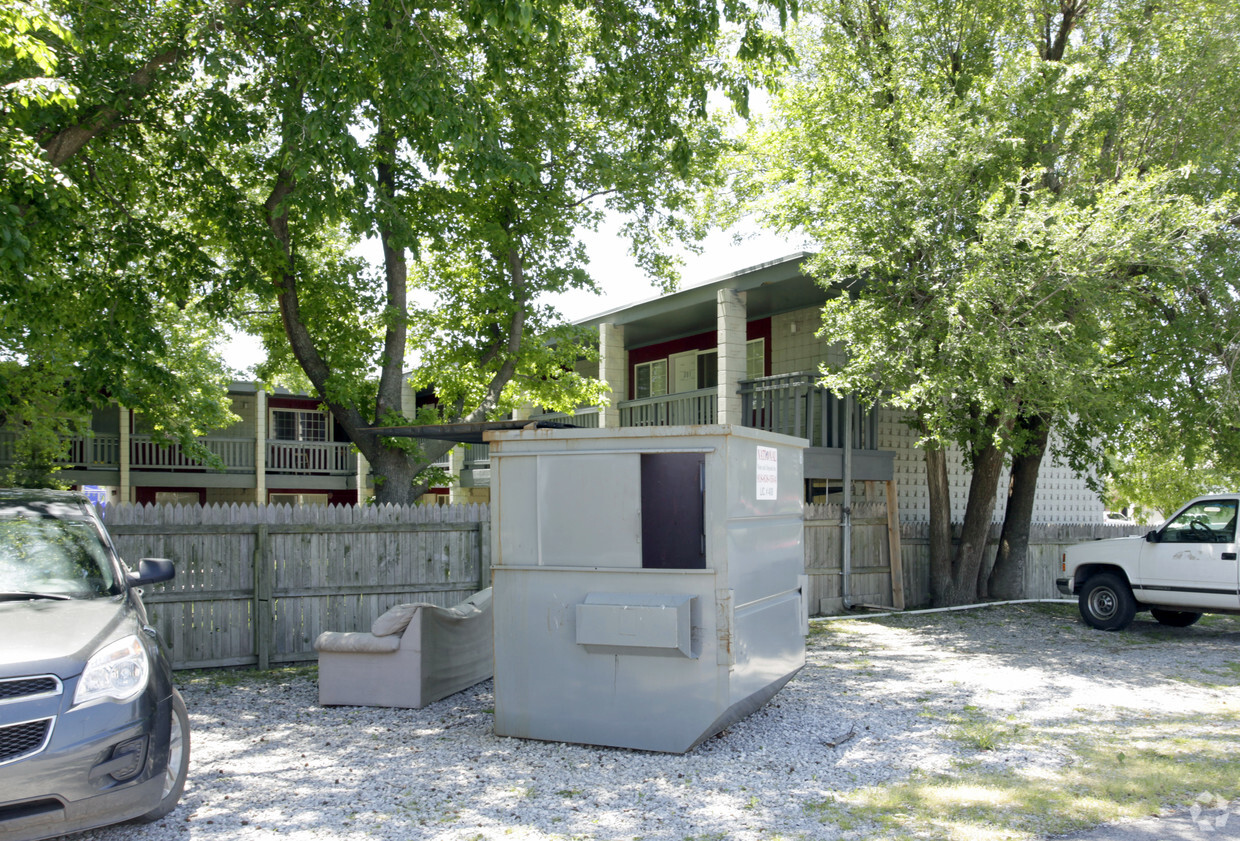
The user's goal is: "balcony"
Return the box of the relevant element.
[265,440,355,475]
[619,388,717,427]
[134,435,256,472]
[739,372,878,450]
[0,432,356,477]
[612,372,879,450]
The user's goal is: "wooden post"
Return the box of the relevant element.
[886,480,905,610]
[253,524,272,670]
[478,520,492,590]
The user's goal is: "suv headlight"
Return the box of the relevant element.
[74,635,150,706]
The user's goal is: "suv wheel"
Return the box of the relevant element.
[1150,608,1203,627]
[1079,573,1137,631]
[136,689,190,823]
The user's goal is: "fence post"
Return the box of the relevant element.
[479,520,492,590]
[253,524,271,670]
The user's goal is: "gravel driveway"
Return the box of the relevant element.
[79,603,1240,841]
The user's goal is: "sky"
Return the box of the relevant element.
[219,221,806,372]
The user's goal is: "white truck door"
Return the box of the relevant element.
[1137,497,1240,610]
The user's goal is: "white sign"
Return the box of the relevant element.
[756,446,778,500]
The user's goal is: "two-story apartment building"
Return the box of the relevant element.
[8,254,1104,521]
[514,252,1104,524]
[1,383,365,506]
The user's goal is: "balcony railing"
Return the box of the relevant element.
[0,432,123,470]
[131,435,256,472]
[739,372,879,450]
[619,388,717,427]
[527,407,601,429]
[266,440,356,475]
[611,372,879,450]
[0,431,357,477]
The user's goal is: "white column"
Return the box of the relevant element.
[448,446,467,505]
[400,374,417,418]
[716,288,747,425]
[599,323,627,428]
[118,406,131,503]
[356,452,373,503]
[255,389,267,504]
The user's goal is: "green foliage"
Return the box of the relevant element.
[3,0,793,500]
[732,0,1240,597]
[1,0,242,478]
[1106,447,1238,523]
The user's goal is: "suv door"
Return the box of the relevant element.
[1137,498,1240,609]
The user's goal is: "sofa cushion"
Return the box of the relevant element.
[314,631,401,654]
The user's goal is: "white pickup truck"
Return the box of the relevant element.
[1058,494,1240,630]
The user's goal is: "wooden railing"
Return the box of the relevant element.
[266,440,355,475]
[2,432,355,476]
[0,432,121,469]
[527,407,601,429]
[619,387,717,427]
[739,372,879,450]
[131,435,256,472]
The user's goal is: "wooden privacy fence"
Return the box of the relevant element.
[103,503,491,671]
[805,501,1149,612]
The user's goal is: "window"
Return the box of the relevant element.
[634,360,668,399]
[269,493,330,506]
[154,491,202,506]
[746,338,765,379]
[1160,500,1237,544]
[271,410,328,442]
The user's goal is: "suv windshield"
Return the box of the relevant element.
[0,517,120,599]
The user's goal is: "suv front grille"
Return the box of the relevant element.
[0,718,54,765]
[0,676,61,703]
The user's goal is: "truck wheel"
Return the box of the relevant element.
[1078,573,1136,631]
[1150,608,1203,627]
[136,689,190,823]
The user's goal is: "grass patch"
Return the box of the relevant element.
[945,707,1020,752]
[831,709,1240,840]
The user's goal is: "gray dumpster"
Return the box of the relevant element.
[487,424,808,753]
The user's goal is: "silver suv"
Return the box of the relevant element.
[0,490,189,840]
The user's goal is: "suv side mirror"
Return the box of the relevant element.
[1144,530,1160,543]
[128,558,175,586]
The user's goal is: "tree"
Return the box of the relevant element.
[734,0,1240,604]
[1,0,242,481]
[7,0,793,502]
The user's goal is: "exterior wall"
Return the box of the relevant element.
[769,307,843,375]
[205,487,260,505]
[223,393,258,438]
[880,409,1105,524]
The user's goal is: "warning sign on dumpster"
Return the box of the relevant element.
[756,446,778,500]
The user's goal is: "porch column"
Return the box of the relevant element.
[357,452,373,503]
[716,288,747,425]
[599,322,627,428]
[118,406,131,503]
[399,374,417,417]
[449,446,467,505]
[255,389,267,504]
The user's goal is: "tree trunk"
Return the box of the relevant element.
[924,439,954,606]
[988,413,1051,600]
[944,434,1007,606]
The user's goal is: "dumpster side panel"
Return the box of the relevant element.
[492,567,723,753]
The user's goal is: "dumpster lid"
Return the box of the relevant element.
[360,420,580,445]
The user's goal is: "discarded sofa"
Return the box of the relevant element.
[314,588,493,709]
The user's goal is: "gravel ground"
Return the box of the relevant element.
[79,603,1240,841]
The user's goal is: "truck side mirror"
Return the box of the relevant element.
[1144,530,1160,543]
